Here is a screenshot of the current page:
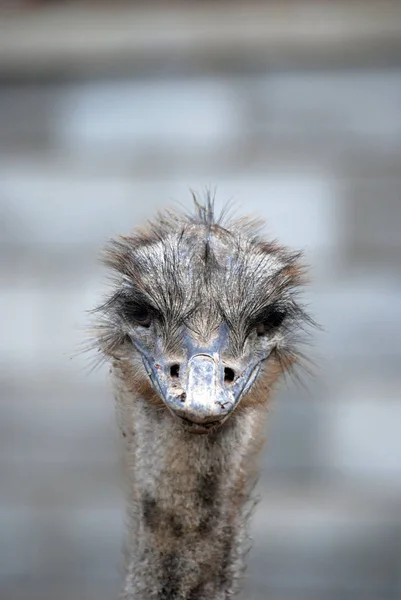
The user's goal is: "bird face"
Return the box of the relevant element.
[95,202,310,434]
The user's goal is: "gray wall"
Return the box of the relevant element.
[1,6,401,600]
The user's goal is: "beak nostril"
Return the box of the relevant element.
[170,364,180,379]
[224,367,235,384]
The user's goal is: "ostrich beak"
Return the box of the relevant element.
[137,329,261,432]
[169,353,235,424]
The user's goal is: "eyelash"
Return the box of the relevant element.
[121,300,153,328]
[255,306,287,336]
[119,296,287,334]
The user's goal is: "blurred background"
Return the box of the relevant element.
[1,1,401,599]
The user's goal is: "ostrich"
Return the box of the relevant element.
[93,197,312,600]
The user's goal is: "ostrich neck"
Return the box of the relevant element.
[113,371,265,600]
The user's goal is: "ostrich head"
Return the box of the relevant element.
[95,198,311,434]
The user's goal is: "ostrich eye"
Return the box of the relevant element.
[122,300,152,328]
[256,305,287,337]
